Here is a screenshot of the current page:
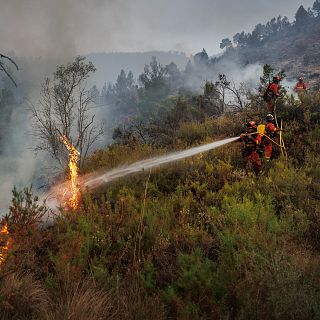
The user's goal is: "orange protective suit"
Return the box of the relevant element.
[266,83,280,112]
[263,122,278,160]
[294,81,307,92]
[239,131,262,174]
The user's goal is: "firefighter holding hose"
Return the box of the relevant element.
[239,121,262,174]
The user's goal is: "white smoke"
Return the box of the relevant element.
[0,56,65,215]
[0,100,36,212]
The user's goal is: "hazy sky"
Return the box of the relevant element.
[0,0,315,57]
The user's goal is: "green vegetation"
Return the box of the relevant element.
[1,79,320,319]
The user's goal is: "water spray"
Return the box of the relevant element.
[45,137,239,209]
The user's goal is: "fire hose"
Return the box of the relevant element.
[274,105,288,160]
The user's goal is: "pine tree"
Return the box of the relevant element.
[220,38,232,50]
[313,0,320,17]
[295,5,310,26]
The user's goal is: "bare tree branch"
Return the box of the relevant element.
[31,56,103,170]
[0,53,19,87]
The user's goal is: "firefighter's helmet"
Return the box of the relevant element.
[246,121,257,128]
[273,75,281,82]
[266,113,274,122]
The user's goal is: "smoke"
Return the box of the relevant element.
[1,0,315,56]
[0,0,130,212]
[212,59,263,88]
[182,54,264,93]
[0,55,65,215]
[0,97,36,212]
[0,0,129,59]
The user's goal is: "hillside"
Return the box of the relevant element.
[228,22,320,83]
[1,76,320,318]
[215,5,320,86]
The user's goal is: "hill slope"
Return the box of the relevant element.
[215,8,320,85]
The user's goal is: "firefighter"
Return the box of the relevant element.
[294,77,307,99]
[263,75,281,113]
[294,77,307,92]
[239,121,262,174]
[263,113,280,161]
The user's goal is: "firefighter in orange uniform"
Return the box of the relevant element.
[239,121,262,174]
[294,77,307,92]
[263,113,280,161]
[294,77,307,99]
[263,75,281,113]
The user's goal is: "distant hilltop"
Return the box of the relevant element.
[215,3,320,85]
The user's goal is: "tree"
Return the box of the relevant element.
[100,83,108,105]
[110,69,138,114]
[259,64,287,98]
[0,53,18,87]
[279,16,291,30]
[165,62,180,78]
[165,62,183,92]
[201,81,224,116]
[233,32,249,47]
[194,49,209,66]
[89,85,100,104]
[101,83,108,97]
[248,30,262,46]
[252,24,266,41]
[139,57,167,90]
[0,89,16,150]
[105,83,115,104]
[313,0,320,16]
[31,56,103,169]
[220,38,232,50]
[215,74,248,112]
[138,57,169,112]
[185,60,193,74]
[295,5,310,26]
[114,69,127,93]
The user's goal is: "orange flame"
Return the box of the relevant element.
[61,136,80,209]
[0,222,9,265]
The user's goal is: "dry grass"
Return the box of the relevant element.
[46,279,114,320]
[0,272,49,320]
[115,280,167,320]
